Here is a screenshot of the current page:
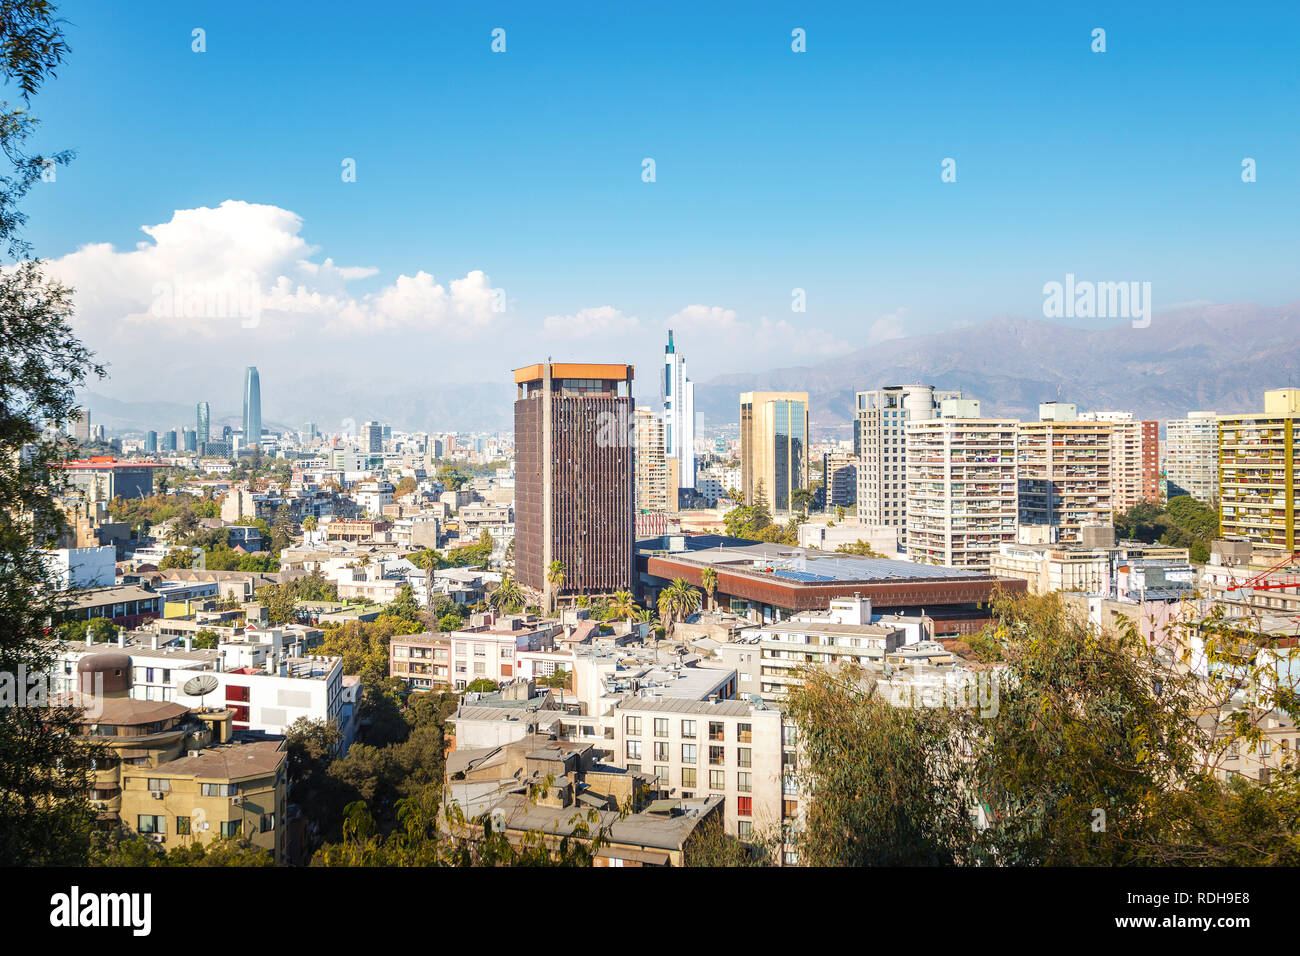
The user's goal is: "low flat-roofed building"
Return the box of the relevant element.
[638,535,1022,636]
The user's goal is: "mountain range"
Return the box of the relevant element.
[693,301,1300,431]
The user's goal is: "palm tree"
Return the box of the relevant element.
[488,574,524,614]
[303,515,318,533]
[700,568,718,611]
[545,560,565,614]
[658,577,702,645]
[608,590,637,622]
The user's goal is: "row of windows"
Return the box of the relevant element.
[137,813,274,835]
[627,741,754,766]
[624,716,751,742]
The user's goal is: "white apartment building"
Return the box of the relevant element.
[662,330,696,490]
[1166,411,1218,504]
[353,480,395,516]
[854,385,962,541]
[610,696,789,844]
[905,416,1018,570]
[448,613,560,689]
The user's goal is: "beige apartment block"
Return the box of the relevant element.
[1217,389,1300,553]
[1017,419,1113,543]
[1079,411,1158,513]
[905,418,1019,570]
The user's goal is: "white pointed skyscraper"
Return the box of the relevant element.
[662,330,695,492]
[242,366,262,451]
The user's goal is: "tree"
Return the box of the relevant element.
[784,665,978,866]
[394,476,417,498]
[302,514,318,533]
[607,589,637,621]
[791,487,813,516]
[656,578,701,646]
[0,2,103,865]
[700,568,718,611]
[546,560,565,613]
[488,575,524,614]
[159,547,195,570]
[438,611,465,633]
[835,539,888,559]
[192,628,219,650]
[465,678,498,694]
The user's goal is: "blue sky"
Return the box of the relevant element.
[22,0,1300,421]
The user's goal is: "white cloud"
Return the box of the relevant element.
[44,200,502,343]
[543,306,640,338]
[664,303,849,370]
[867,308,909,344]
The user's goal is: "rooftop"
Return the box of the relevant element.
[147,739,286,780]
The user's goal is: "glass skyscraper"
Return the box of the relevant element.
[242,366,262,451]
[196,401,210,445]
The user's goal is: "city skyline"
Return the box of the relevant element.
[26,1,1297,426]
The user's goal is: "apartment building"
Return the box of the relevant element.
[448,612,560,689]
[390,631,452,690]
[905,416,1018,570]
[633,405,675,513]
[609,695,790,845]
[1217,389,1300,553]
[854,386,962,541]
[1166,411,1219,504]
[822,450,857,509]
[1017,414,1113,544]
[121,740,288,862]
[1079,411,1158,512]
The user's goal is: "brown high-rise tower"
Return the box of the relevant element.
[513,362,635,601]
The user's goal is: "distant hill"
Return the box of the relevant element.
[693,301,1300,428]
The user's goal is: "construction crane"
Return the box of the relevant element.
[1226,550,1300,598]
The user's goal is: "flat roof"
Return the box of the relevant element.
[513,362,634,384]
[60,457,167,470]
[640,539,989,583]
[147,740,286,780]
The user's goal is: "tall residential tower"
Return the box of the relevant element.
[662,330,696,494]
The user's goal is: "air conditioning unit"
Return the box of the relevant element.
[91,801,107,810]
[150,790,165,799]
[230,795,242,806]
[149,833,165,844]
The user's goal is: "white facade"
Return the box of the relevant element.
[662,330,696,490]
[44,546,116,590]
[854,385,962,541]
[1166,411,1218,504]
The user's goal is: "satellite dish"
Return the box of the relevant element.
[182,674,220,700]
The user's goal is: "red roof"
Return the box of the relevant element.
[61,457,168,470]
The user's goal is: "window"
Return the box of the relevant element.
[709,721,725,741]
[176,815,190,835]
[737,820,753,839]
[738,722,752,743]
[737,796,752,817]
[681,768,696,789]
[709,770,725,791]
[625,716,641,736]
[783,776,798,796]
[654,718,668,738]
[137,814,165,834]
[221,820,242,838]
[201,783,236,797]
[681,743,696,764]
[782,725,796,747]
[626,740,642,761]
[681,720,695,739]
[709,746,725,766]
[146,778,171,792]
[261,813,276,832]
[737,772,752,793]
[738,747,752,768]
[654,766,669,786]
[653,741,669,762]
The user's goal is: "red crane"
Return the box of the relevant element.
[1226,550,1300,595]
